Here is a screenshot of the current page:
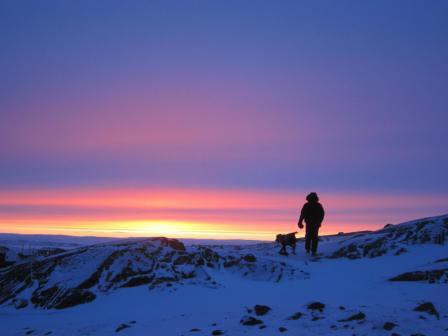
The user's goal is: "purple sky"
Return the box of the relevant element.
[0,1,447,237]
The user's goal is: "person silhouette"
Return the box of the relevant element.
[298,192,325,256]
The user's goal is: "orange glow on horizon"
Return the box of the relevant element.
[0,187,446,240]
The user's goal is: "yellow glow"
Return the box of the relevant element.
[1,187,446,240]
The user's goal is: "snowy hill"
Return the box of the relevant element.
[0,214,447,335]
[0,237,303,310]
[329,215,448,259]
[0,234,117,269]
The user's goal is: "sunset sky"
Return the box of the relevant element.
[1,1,447,240]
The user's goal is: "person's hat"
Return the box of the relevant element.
[306,192,319,202]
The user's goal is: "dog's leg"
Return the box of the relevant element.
[292,243,296,254]
[279,245,288,256]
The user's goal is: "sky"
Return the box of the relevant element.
[0,1,447,240]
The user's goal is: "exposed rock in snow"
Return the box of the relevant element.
[414,302,440,319]
[383,321,398,330]
[307,301,325,312]
[287,312,303,320]
[0,237,303,309]
[254,304,271,316]
[330,215,448,259]
[338,311,366,322]
[240,315,263,326]
[390,258,448,283]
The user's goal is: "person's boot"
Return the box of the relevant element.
[306,249,310,254]
[312,251,317,257]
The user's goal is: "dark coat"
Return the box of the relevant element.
[299,201,325,226]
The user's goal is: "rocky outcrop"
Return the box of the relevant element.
[338,311,366,322]
[0,246,16,269]
[254,304,271,316]
[414,302,440,319]
[240,316,263,326]
[307,301,325,312]
[390,269,448,283]
[390,258,448,284]
[0,237,303,310]
[330,215,448,259]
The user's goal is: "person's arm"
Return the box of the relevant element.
[298,204,307,229]
[318,204,325,226]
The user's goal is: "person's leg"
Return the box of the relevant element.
[311,225,320,255]
[305,226,311,253]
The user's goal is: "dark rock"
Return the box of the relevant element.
[223,259,239,268]
[158,237,186,251]
[394,247,408,255]
[121,276,153,288]
[199,247,220,263]
[189,328,200,332]
[13,298,28,309]
[287,312,303,320]
[307,301,325,312]
[53,289,96,309]
[31,286,58,308]
[173,254,192,265]
[211,330,223,335]
[151,276,177,287]
[115,324,130,332]
[339,306,345,310]
[31,285,96,310]
[312,316,322,321]
[414,302,439,319]
[240,316,263,326]
[383,322,397,330]
[363,238,387,257]
[278,327,287,332]
[259,325,266,329]
[243,254,256,263]
[254,304,271,316]
[0,250,10,269]
[338,312,366,322]
[390,269,448,283]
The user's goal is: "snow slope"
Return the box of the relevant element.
[0,214,447,335]
[0,234,117,268]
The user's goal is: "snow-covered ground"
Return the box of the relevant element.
[0,233,116,251]
[0,214,447,335]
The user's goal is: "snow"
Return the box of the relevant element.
[0,214,447,335]
[0,233,116,249]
